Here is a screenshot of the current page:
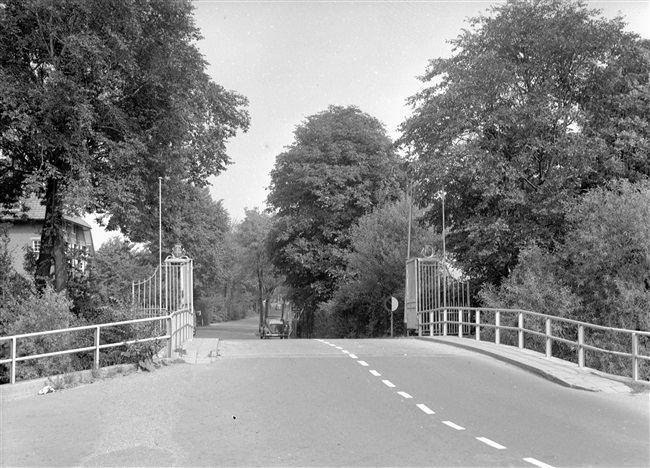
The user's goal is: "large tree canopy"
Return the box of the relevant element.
[0,0,249,290]
[399,0,650,288]
[267,105,401,334]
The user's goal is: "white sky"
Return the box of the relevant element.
[90,0,649,247]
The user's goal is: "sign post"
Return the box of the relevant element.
[384,296,399,337]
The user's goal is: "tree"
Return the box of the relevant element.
[90,236,154,305]
[320,198,438,338]
[158,184,230,303]
[399,0,650,288]
[560,180,650,331]
[267,105,401,336]
[0,0,249,291]
[480,180,650,377]
[234,208,283,329]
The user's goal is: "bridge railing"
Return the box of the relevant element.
[418,306,650,381]
[0,307,194,385]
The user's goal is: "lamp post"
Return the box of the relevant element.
[158,177,162,315]
[435,190,447,334]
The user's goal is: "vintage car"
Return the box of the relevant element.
[260,317,288,339]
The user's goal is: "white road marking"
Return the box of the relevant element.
[369,370,381,377]
[322,341,330,344]
[341,350,350,354]
[335,346,343,350]
[349,354,358,359]
[477,437,506,450]
[524,458,555,468]
[416,404,435,414]
[329,343,337,347]
[382,380,396,388]
[442,421,465,430]
[397,391,412,399]
[357,361,369,366]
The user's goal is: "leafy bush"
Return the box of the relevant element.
[480,180,650,379]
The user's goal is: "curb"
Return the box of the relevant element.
[416,336,598,392]
[1,357,176,403]
[1,363,136,402]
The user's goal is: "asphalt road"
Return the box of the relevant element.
[2,329,648,467]
[195,315,262,340]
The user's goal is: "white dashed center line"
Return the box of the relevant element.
[317,339,553,468]
[416,404,435,414]
[477,437,506,450]
[524,457,555,468]
[442,421,465,430]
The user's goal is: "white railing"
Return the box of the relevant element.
[418,306,650,381]
[0,307,194,385]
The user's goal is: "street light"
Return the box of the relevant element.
[434,189,447,265]
[435,190,447,334]
[159,177,163,315]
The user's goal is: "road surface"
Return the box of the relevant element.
[195,315,261,340]
[2,327,648,466]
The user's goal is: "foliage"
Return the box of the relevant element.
[399,0,650,289]
[1,286,77,383]
[267,105,402,335]
[481,180,650,378]
[0,0,249,290]
[560,179,650,331]
[235,208,283,329]
[156,184,230,302]
[91,237,155,305]
[318,198,439,338]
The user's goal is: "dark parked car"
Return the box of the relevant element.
[261,317,288,339]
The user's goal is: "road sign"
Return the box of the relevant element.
[384,296,399,312]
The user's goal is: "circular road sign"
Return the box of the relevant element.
[384,296,399,312]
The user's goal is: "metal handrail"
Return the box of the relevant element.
[0,308,195,385]
[418,306,650,381]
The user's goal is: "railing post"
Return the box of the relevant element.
[578,324,585,367]
[545,318,552,357]
[10,337,16,384]
[495,311,500,345]
[475,310,481,341]
[458,308,463,338]
[94,326,101,370]
[443,308,448,336]
[518,312,524,349]
[166,316,173,358]
[429,311,433,337]
[418,312,422,337]
[632,333,639,381]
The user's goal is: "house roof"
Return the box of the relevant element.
[2,195,92,229]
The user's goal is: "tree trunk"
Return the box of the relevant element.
[35,179,68,292]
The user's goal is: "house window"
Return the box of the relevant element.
[31,239,41,255]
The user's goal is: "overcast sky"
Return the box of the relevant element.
[193,0,649,223]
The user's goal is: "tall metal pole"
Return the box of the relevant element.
[442,191,446,310]
[159,177,162,315]
[407,180,413,260]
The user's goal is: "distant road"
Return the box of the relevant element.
[195,315,260,340]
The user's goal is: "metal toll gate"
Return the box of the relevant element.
[405,257,471,336]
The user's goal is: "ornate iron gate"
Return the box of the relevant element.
[132,253,194,318]
[405,257,471,336]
